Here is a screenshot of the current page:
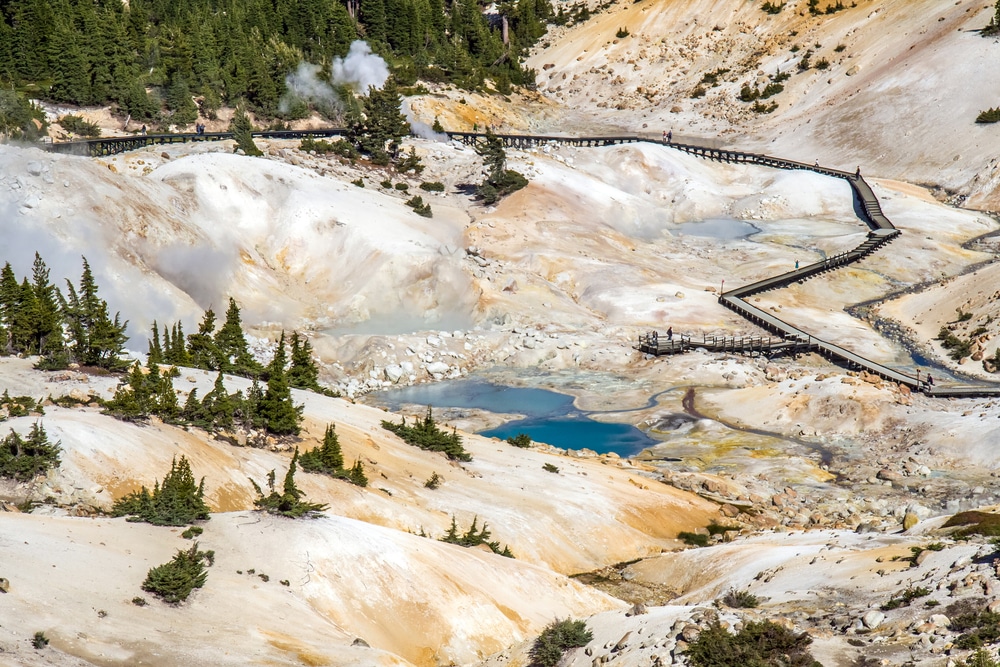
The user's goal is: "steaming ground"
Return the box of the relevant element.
[8,0,1000,661]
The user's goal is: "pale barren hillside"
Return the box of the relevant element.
[525,0,1000,207]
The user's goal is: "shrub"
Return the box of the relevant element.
[959,649,1000,667]
[424,472,443,489]
[977,108,1000,124]
[751,100,778,114]
[543,463,559,473]
[59,114,101,137]
[678,531,709,547]
[761,82,784,98]
[351,178,365,187]
[440,515,514,557]
[722,589,759,608]
[394,182,409,191]
[507,433,532,448]
[420,181,445,192]
[798,51,812,70]
[761,1,785,13]
[529,619,592,667]
[382,406,472,461]
[181,526,204,539]
[380,179,393,188]
[132,596,148,606]
[110,456,210,526]
[937,327,974,361]
[687,620,820,667]
[881,586,930,611]
[616,26,630,38]
[943,510,1000,537]
[834,43,847,52]
[815,58,830,70]
[32,631,49,649]
[739,85,760,102]
[142,542,213,604]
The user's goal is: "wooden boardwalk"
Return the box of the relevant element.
[39,128,1000,398]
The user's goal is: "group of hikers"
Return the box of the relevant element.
[194,123,207,135]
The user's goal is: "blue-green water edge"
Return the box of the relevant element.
[367,379,661,457]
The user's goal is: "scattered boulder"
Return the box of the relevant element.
[902,512,919,530]
[0,577,8,593]
[862,610,885,630]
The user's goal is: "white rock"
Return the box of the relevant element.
[426,361,450,375]
[426,335,442,347]
[384,365,404,383]
[862,610,885,630]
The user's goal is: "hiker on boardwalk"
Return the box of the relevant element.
[141,124,146,135]
[667,130,673,143]
[856,166,861,177]
[795,260,799,269]
[667,326,673,341]
[926,374,934,387]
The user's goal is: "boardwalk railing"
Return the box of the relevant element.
[43,128,349,157]
[38,127,1000,397]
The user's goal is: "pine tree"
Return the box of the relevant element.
[300,423,344,474]
[258,331,302,435]
[200,372,237,430]
[475,130,527,204]
[349,458,368,486]
[111,456,210,526]
[187,308,219,370]
[251,448,327,517]
[0,421,61,481]
[350,77,411,163]
[214,298,261,376]
[229,105,262,156]
[30,253,63,356]
[287,331,322,391]
[62,258,128,369]
[171,322,191,365]
[0,262,19,352]
[148,320,163,365]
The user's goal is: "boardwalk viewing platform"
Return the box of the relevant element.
[40,128,1000,399]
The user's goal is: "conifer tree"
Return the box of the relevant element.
[230,105,262,156]
[349,458,369,486]
[214,298,261,376]
[350,77,411,164]
[62,258,128,369]
[187,310,218,370]
[0,421,61,481]
[111,456,210,526]
[200,372,237,430]
[251,448,327,518]
[287,331,322,391]
[475,130,527,204]
[0,263,19,353]
[170,322,191,365]
[258,331,302,435]
[148,320,164,365]
[300,423,344,474]
[30,253,63,356]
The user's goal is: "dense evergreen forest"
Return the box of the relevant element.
[0,0,556,131]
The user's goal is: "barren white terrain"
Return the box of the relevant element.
[4,0,1000,665]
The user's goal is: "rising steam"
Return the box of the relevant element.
[280,40,389,114]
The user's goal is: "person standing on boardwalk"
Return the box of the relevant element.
[926,374,934,387]
[856,166,861,177]
[667,327,673,341]
[795,260,799,269]
[667,130,673,143]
